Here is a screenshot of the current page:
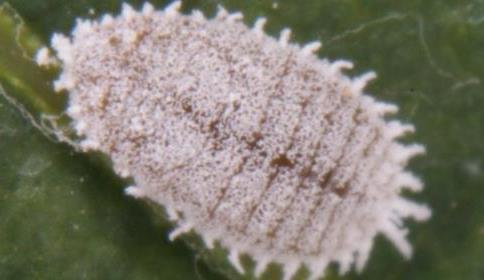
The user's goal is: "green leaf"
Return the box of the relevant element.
[1,0,484,280]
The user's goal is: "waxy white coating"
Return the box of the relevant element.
[41,2,431,279]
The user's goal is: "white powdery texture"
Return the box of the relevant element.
[47,2,431,280]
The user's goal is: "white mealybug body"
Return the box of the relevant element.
[41,2,431,279]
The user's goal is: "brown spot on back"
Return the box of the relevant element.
[271,154,294,168]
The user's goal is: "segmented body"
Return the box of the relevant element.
[43,2,430,280]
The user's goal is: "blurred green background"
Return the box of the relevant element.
[0,0,483,279]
